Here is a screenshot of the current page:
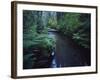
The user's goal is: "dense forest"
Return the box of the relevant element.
[23,10,91,69]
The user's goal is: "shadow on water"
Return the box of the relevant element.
[49,30,90,68]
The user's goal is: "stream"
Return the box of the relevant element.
[48,30,90,68]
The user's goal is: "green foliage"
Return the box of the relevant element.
[64,13,81,32]
[47,18,57,29]
[72,14,90,48]
[56,12,90,49]
[23,10,91,68]
[73,32,90,48]
[37,34,56,50]
[23,10,55,49]
[23,24,38,49]
[57,13,81,36]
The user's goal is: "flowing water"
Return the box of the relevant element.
[48,30,90,68]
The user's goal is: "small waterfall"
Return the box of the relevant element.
[50,52,57,68]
